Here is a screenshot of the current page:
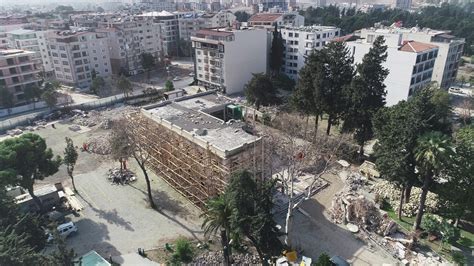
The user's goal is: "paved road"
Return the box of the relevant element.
[67,158,203,258]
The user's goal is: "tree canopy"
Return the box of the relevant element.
[244,73,280,110]
[299,3,474,55]
[234,11,250,22]
[269,24,285,76]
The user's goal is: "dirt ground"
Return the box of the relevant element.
[286,173,399,265]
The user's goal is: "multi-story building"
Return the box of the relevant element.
[6,29,54,77]
[280,25,340,79]
[138,11,179,57]
[47,30,112,89]
[0,49,42,107]
[191,27,268,94]
[247,12,304,28]
[178,11,236,41]
[393,0,411,10]
[97,16,163,75]
[346,33,438,106]
[140,0,177,12]
[360,27,464,89]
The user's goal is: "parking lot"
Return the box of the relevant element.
[31,121,203,258]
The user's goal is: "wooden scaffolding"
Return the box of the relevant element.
[129,111,264,210]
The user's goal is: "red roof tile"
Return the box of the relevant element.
[195,29,233,37]
[399,40,438,53]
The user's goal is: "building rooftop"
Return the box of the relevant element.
[140,11,175,17]
[194,28,234,38]
[6,29,35,35]
[142,92,260,156]
[282,25,339,32]
[248,13,282,22]
[0,49,35,57]
[399,40,438,53]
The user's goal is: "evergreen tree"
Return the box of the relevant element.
[319,41,354,135]
[244,73,279,110]
[343,36,388,155]
[269,24,285,76]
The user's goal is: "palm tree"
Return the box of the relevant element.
[201,193,233,265]
[413,131,454,230]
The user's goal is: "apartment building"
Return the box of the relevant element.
[97,16,163,75]
[0,50,42,107]
[6,29,54,77]
[346,33,438,106]
[178,11,236,41]
[360,28,464,89]
[47,30,111,89]
[247,12,304,28]
[191,28,268,94]
[280,25,340,79]
[138,11,179,57]
[140,0,177,11]
[393,0,411,10]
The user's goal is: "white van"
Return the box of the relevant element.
[47,222,78,242]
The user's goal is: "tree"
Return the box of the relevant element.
[244,73,279,110]
[0,86,14,110]
[170,238,194,264]
[0,133,61,212]
[315,252,332,266]
[319,41,354,135]
[178,39,192,57]
[0,226,43,265]
[41,89,58,109]
[413,131,454,230]
[90,76,105,96]
[201,193,233,265]
[64,137,79,192]
[269,24,284,76]
[49,228,76,266]
[96,6,105,12]
[110,118,156,209]
[116,75,132,99]
[24,86,42,109]
[234,11,250,22]
[165,80,175,92]
[227,171,283,263]
[342,36,388,156]
[141,52,155,81]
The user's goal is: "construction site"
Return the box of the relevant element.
[128,91,265,209]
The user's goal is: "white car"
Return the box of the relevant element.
[172,77,181,81]
[47,222,78,242]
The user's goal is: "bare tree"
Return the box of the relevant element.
[458,96,473,125]
[111,118,156,209]
[262,112,346,248]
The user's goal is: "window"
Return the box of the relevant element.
[367,34,375,43]
[62,61,68,66]
[64,68,70,73]
[416,55,421,63]
[82,51,87,57]
[295,33,299,38]
[52,52,59,57]
[289,32,293,37]
[60,54,67,58]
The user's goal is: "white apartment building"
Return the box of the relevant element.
[47,30,112,89]
[6,29,54,77]
[360,28,464,89]
[140,0,177,11]
[97,16,163,76]
[191,28,268,94]
[247,12,304,28]
[138,11,179,57]
[347,33,439,106]
[0,49,42,107]
[280,25,340,79]
[178,11,236,41]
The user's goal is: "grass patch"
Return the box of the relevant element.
[457,230,474,247]
[385,207,416,233]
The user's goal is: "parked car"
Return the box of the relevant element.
[47,222,78,242]
[172,77,181,81]
[330,256,350,266]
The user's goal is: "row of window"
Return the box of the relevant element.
[416,50,438,63]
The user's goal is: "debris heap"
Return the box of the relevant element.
[107,168,137,184]
[85,133,112,155]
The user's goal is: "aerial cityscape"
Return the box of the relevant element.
[0,0,472,265]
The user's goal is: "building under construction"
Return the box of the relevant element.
[130,91,264,209]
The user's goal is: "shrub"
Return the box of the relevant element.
[451,251,466,266]
[262,112,271,125]
[315,252,332,266]
[169,238,194,264]
[440,220,460,244]
[422,214,441,235]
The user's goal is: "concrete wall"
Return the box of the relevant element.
[224,29,268,95]
[347,42,416,106]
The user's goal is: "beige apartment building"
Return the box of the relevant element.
[0,49,42,107]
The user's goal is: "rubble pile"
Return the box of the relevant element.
[330,193,382,232]
[107,167,137,184]
[70,106,138,128]
[85,133,112,155]
[372,180,439,217]
[193,251,260,265]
